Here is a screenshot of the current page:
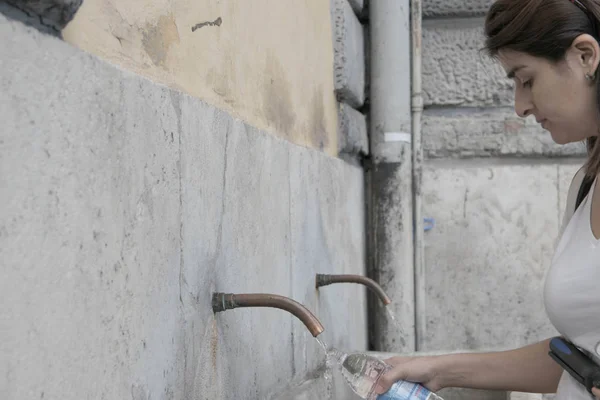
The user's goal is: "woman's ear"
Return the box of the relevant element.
[571,33,600,74]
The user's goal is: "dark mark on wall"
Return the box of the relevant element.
[191,17,222,32]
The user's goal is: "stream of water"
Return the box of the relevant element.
[386,305,398,326]
[315,336,328,353]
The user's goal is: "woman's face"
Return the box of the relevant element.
[497,35,600,145]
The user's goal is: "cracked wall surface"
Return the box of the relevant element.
[58,0,339,155]
[0,15,367,400]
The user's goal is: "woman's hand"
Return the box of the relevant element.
[373,355,445,395]
[592,386,600,399]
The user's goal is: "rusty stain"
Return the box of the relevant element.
[142,13,180,68]
[191,17,222,32]
[210,319,218,371]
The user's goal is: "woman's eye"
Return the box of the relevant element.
[522,79,533,88]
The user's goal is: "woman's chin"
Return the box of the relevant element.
[548,130,571,145]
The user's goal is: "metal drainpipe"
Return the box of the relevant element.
[367,0,415,353]
[410,0,424,352]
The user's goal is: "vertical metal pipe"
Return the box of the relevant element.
[368,0,415,353]
[410,0,424,352]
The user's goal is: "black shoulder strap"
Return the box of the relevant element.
[575,174,595,211]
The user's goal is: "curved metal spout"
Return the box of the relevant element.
[315,274,392,306]
[212,293,325,337]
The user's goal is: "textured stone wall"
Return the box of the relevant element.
[332,0,369,158]
[421,16,584,158]
[0,15,367,400]
[3,0,82,31]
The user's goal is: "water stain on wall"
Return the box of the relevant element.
[310,88,328,150]
[263,52,295,136]
[206,53,236,106]
[142,13,180,68]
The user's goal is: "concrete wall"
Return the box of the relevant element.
[421,160,579,350]
[0,14,367,400]
[58,0,339,155]
[418,0,586,382]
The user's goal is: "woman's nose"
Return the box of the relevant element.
[514,88,533,118]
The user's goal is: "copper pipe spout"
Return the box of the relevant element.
[212,292,325,337]
[315,274,392,306]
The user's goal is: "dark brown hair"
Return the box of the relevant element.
[484,0,600,176]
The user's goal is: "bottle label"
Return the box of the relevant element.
[377,381,433,400]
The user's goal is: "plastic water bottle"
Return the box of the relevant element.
[330,349,444,400]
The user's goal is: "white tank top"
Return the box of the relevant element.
[544,174,600,400]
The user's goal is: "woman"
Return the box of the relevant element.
[375,0,600,399]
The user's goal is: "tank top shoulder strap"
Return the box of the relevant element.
[560,166,587,236]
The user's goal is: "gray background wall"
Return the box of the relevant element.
[0,14,367,400]
[419,0,585,353]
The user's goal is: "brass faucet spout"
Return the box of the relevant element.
[212,293,325,337]
[315,274,392,306]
